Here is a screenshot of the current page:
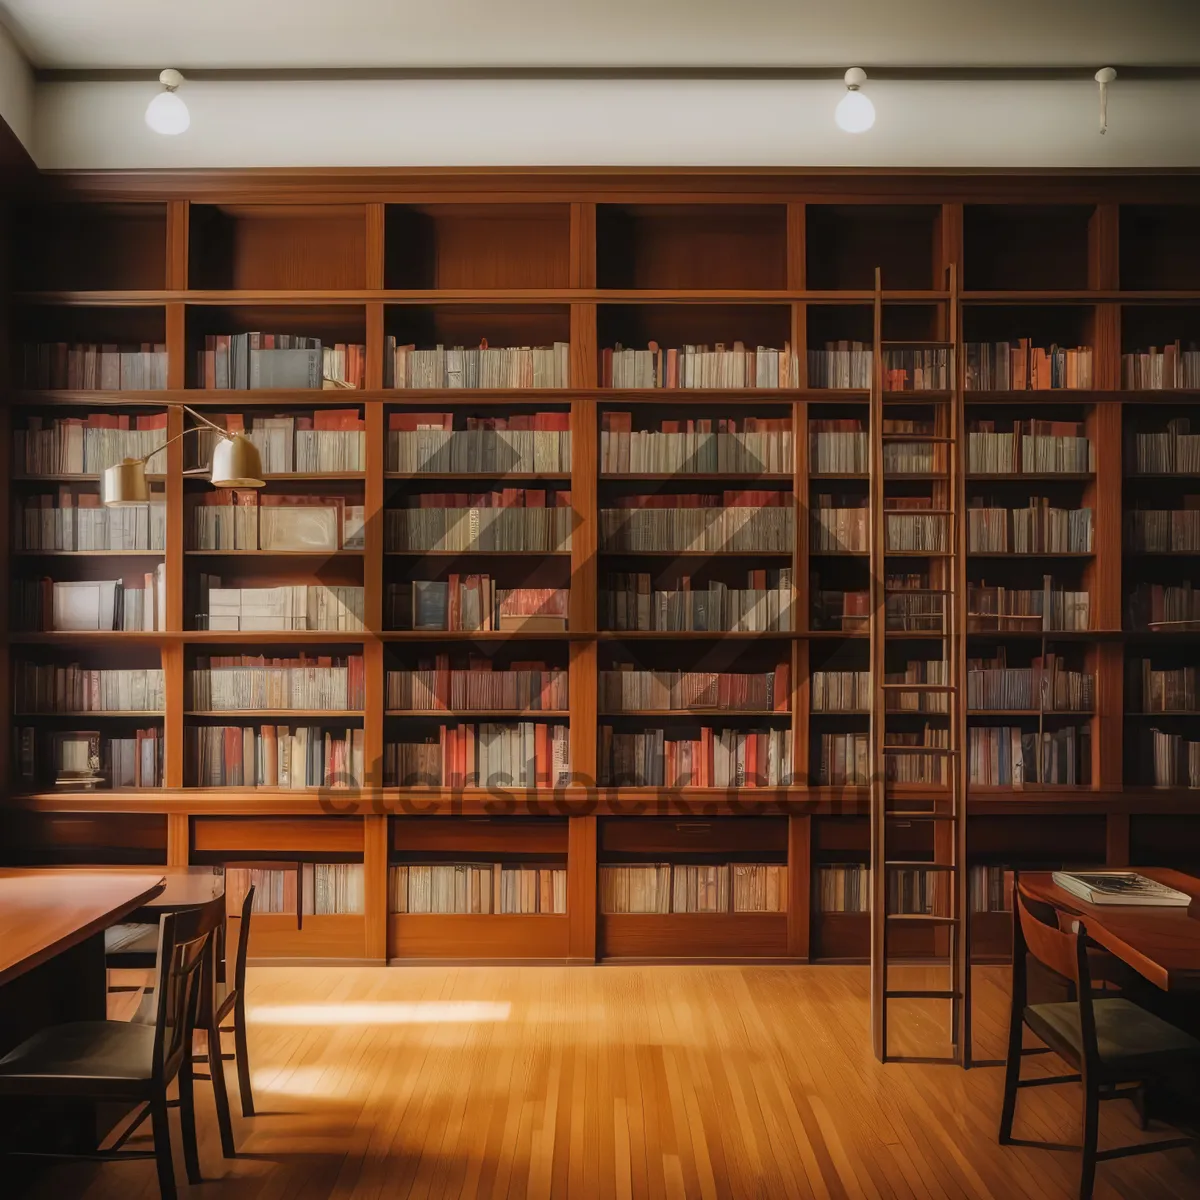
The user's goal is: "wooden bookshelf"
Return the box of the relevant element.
[2,172,1199,966]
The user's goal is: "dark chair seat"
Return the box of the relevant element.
[105,923,160,956]
[0,1020,157,1091]
[1026,998,1200,1073]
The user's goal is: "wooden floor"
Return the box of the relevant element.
[18,963,1199,1199]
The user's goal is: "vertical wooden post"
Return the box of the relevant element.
[786,814,811,959]
[363,813,389,960]
[786,202,806,292]
[570,203,597,290]
[166,200,189,291]
[570,396,597,789]
[166,814,189,867]
[163,401,186,792]
[571,301,597,390]
[365,202,386,292]
[567,814,597,962]
[1090,402,1123,789]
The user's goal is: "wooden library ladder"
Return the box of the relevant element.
[868,265,971,1065]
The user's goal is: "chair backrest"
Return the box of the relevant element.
[1014,886,1100,1062]
[151,894,226,1081]
[232,883,255,998]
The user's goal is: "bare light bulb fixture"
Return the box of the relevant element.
[1095,67,1116,135]
[835,67,875,133]
[145,69,189,135]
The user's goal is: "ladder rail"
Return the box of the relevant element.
[870,261,970,1066]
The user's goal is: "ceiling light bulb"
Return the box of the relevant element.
[835,67,875,134]
[146,69,189,135]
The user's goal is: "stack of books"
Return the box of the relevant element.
[603,342,798,389]
[389,863,567,914]
[968,499,1094,553]
[600,492,793,553]
[386,659,567,712]
[1128,418,1200,474]
[16,413,167,474]
[818,864,869,912]
[598,727,792,787]
[1121,343,1200,390]
[185,725,364,788]
[22,343,168,390]
[391,579,569,632]
[1125,501,1200,553]
[196,580,365,631]
[967,420,1094,474]
[600,570,793,632]
[188,654,366,712]
[15,572,166,632]
[189,491,365,551]
[809,419,867,473]
[967,579,1091,632]
[968,726,1092,787]
[964,341,1093,390]
[386,412,571,473]
[600,414,792,475]
[386,489,572,553]
[14,491,166,551]
[385,340,570,389]
[807,342,873,389]
[599,666,788,713]
[967,651,1094,711]
[14,665,165,713]
[385,723,570,788]
[191,411,366,473]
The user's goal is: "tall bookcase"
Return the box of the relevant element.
[2,175,1200,968]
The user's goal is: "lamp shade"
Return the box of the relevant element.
[212,434,266,488]
[102,458,152,507]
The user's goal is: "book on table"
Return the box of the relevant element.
[1051,871,1192,907]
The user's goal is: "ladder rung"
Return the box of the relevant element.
[886,913,959,924]
[883,861,956,870]
[881,683,955,692]
[886,811,957,820]
[885,989,962,1000]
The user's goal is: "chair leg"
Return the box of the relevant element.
[177,1053,202,1184]
[234,994,255,1118]
[998,1021,1023,1143]
[206,1023,237,1157]
[149,1095,177,1200]
[1080,1075,1100,1200]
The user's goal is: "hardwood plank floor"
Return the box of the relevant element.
[17,964,1200,1199]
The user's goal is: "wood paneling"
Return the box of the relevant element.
[388,913,570,960]
[787,813,811,958]
[600,912,788,959]
[235,912,367,960]
[391,816,569,854]
[567,814,597,961]
[192,816,364,854]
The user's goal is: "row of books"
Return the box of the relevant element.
[967,726,1092,787]
[599,414,793,475]
[385,661,568,712]
[817,728,948,786]
[810,575,946,634]
[600,570,794,632]
[1120,343,1200,390]
[223,863,366,915]
[185,725,365,788]
[395,580,568,633]
[599,498,793,553]
[807,343,872,389]
[196,336,365,390]
[884,507,949,553]
[384,723,570,788]
[187,655,366,712]
[599,666,789,713]
[385,340,571,389]
[887,868,950,916]
[885,660,950,712]
[1131,661,1198,713]
[1125,505,1200,553]
[970,865,1014,913]
[966,653,1094,712]
[967,500,1094,554]
[15,414,167,476]
[1149,730,1200,788]
[602,343,799,389]
[388,863,567,914]
[196,580,365,631]
[812,495,867,552]
[16,571,167,632]
[189,492,365,552]
[1128,419,1200,474]
[808,421,948,475]
[967,580,1091,632]
[597,727,793,787]
[967,421,1094,474]
[598,863,787,914]
[385,493,573,553]
[386,418,571,474]
[818,864,869,912]
[193,411,366,473]
[816,864,1011,914]
[881,347,952,392]
[14,492,167,552]
[963,342,1093,391]
[22,343,169,391]
[1128,583,1200,629]
[14,665,165,714]
[811,661,950,714]
[15,727,163,789]
[810,670,870,713]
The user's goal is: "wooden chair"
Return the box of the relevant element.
[999,885,1200,1199]
[197,883,256,1126]
[0,908,212,1200]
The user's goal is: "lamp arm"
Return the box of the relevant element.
[133,406,237,464]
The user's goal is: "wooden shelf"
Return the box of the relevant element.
[8,169,1200,967]
[184,710,365,718]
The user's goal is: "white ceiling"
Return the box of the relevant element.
[3,0,1200,70]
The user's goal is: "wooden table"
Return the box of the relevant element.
[0,868,165,990]
[1019,868,1200,992]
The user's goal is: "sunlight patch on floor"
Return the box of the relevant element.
[248,1000,513,1025]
